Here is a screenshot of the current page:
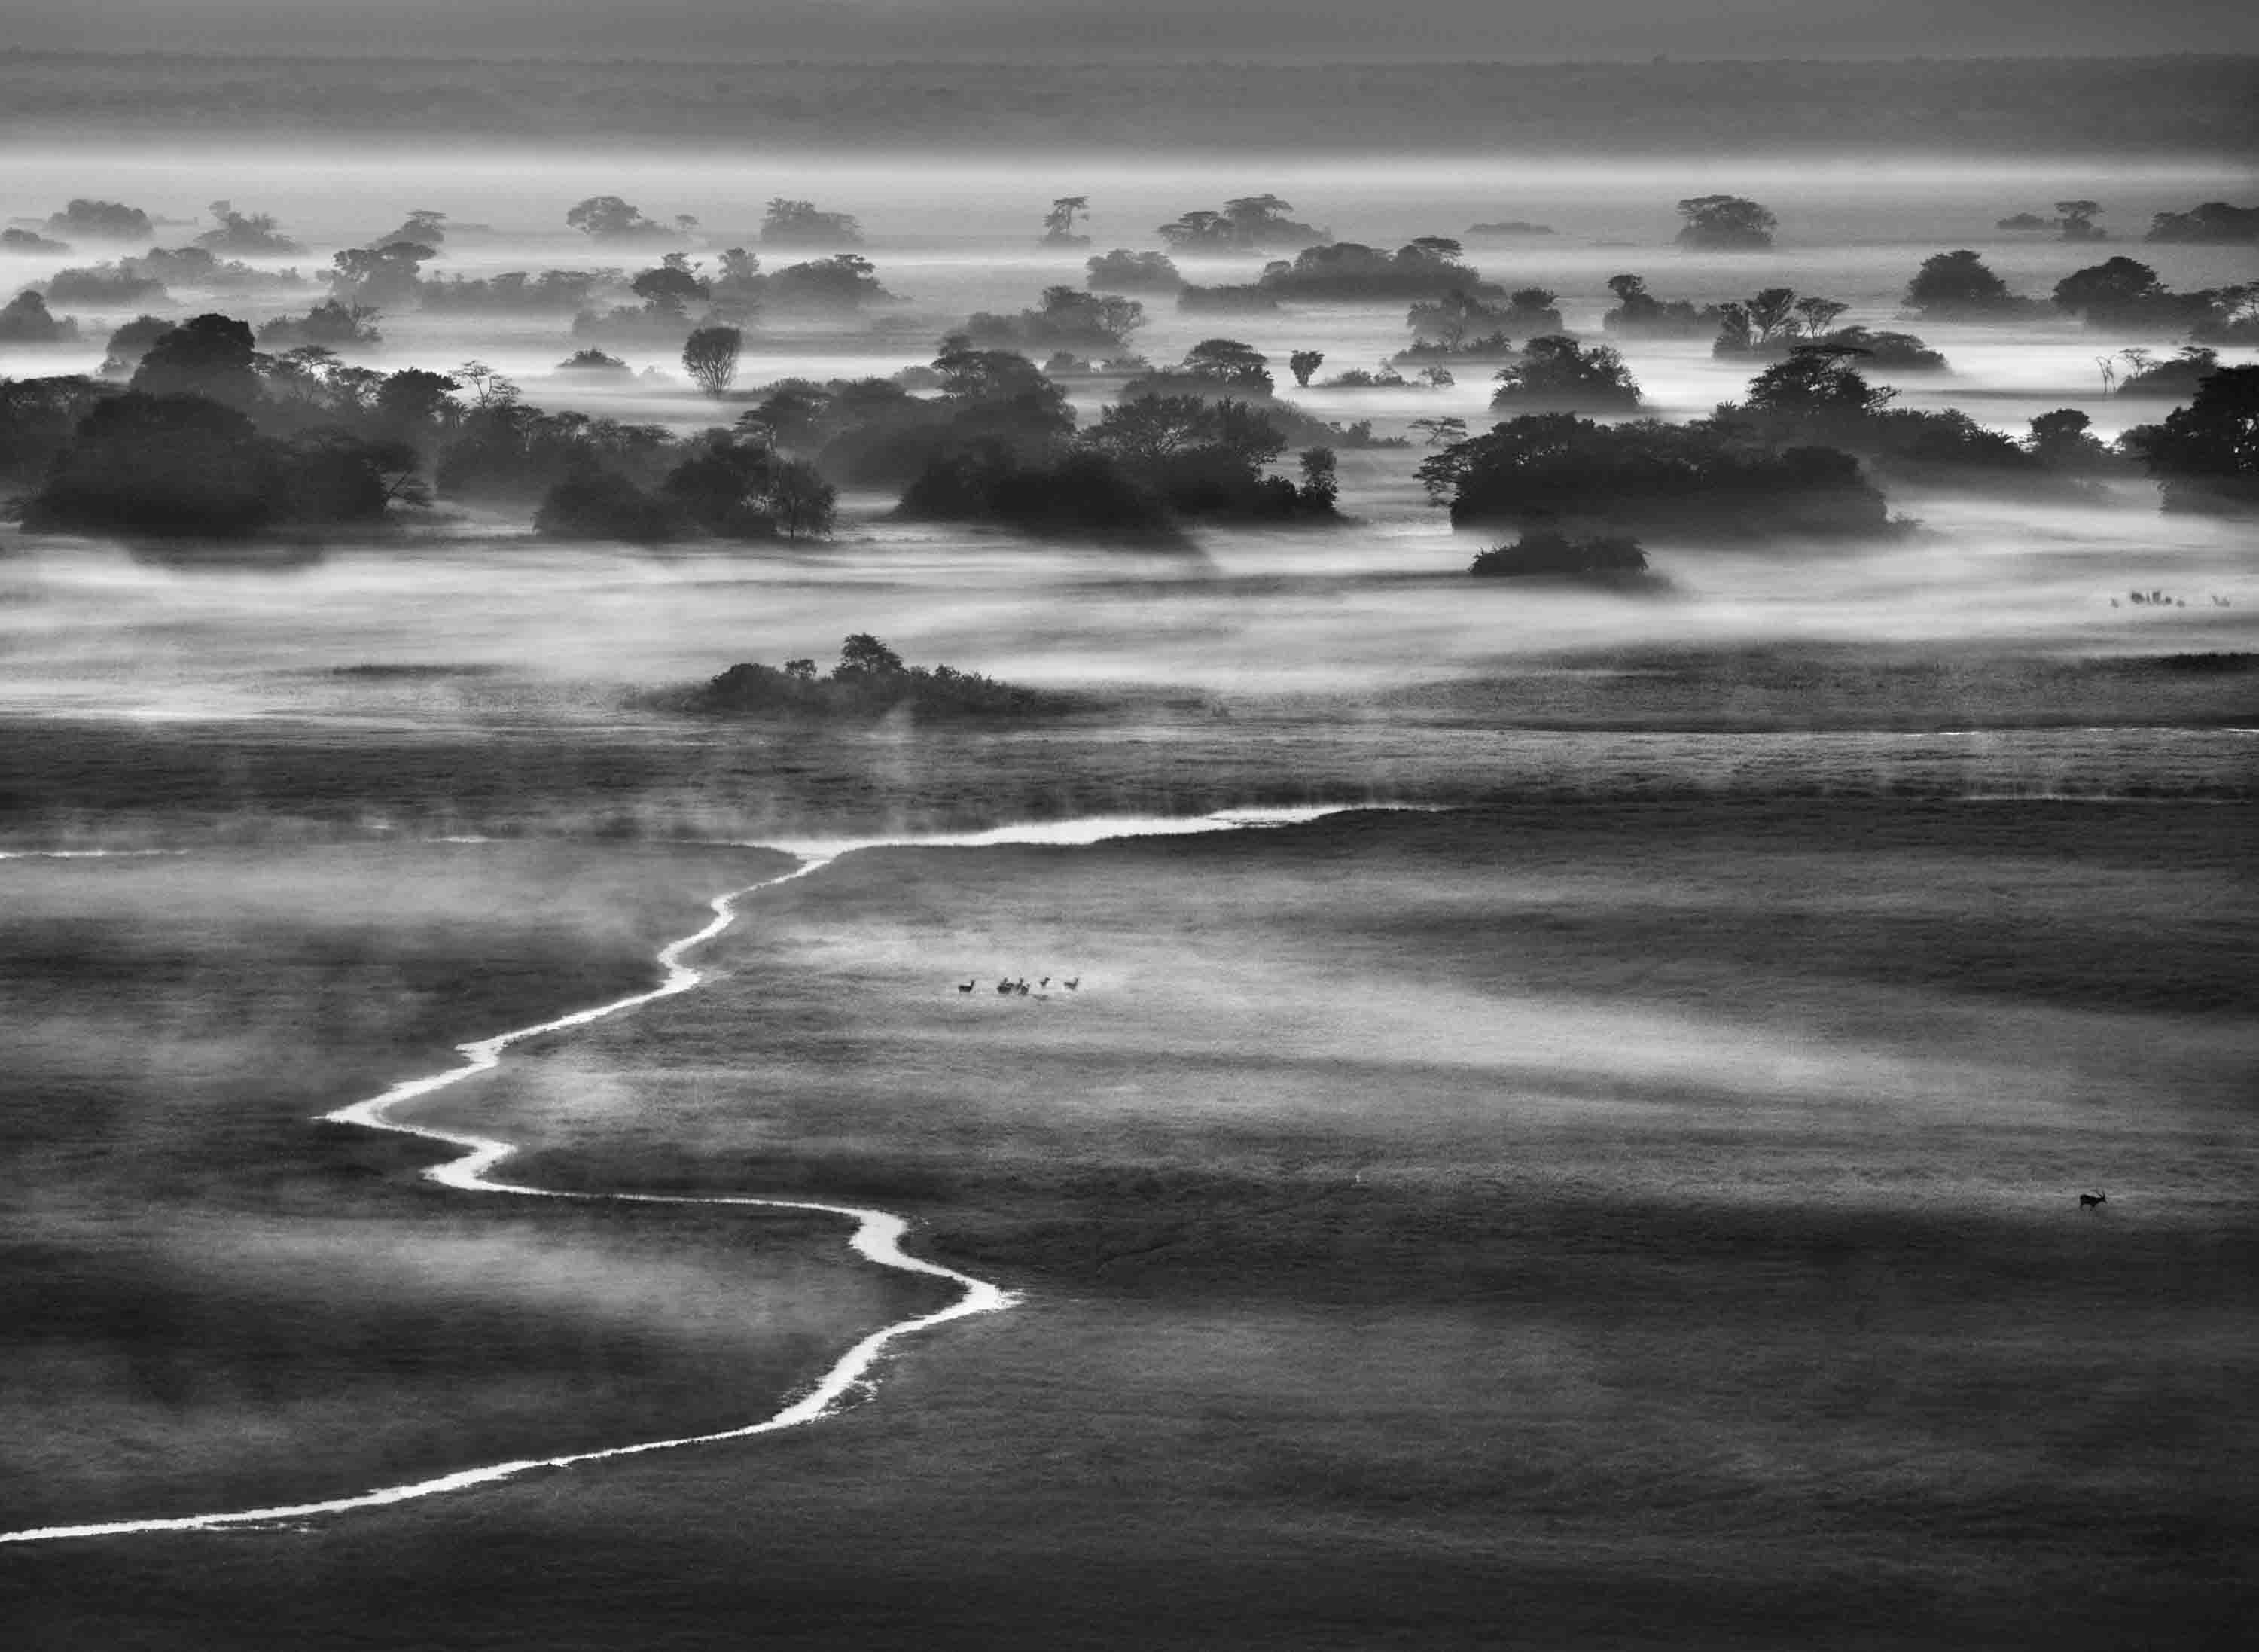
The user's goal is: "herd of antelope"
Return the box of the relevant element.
[956,974,1079,1001]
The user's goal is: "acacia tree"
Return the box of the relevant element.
[682,325,743,398]
[566,195,669,241]
[1179,338,1273,393]
[2055,200,2105,241]
[1793,297,1850,337]
[1042,196,1090,245]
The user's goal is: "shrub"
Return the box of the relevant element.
[1471,530,1648,578]
[532,468,680,541]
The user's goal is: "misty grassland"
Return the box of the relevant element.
[5,123,2259,1646]
[6,803,2251,1648]
[0,838,959,1536]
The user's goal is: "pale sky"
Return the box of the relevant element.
[10,0,2255,60]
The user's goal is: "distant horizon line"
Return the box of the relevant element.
[2,46,2254,70]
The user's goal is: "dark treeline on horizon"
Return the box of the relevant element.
[1,54,2252,152]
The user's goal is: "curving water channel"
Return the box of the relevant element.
[0,805,1361,1546]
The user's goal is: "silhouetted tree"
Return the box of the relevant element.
[681,325,743,398]
[130,313,261,408]
[197,200,305,255]
[1289,349,1325,387]
[1489,337,1641,412]
[1042,196,1091,246]
[567,195,671,242]
[1086,249,1182,291]
[2118,364,2259,513]
[44,199,151,241]
[1675,195,1776,249]
[1904,250,2017,315]
[0,291,78,344]
[2054,200,2105,242]
[1178,338,1273,394]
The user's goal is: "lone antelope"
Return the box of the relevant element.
[958,980,976,993]
[2079,1191,2107,1212]
[1039,977,1050,989]
[1062,977,1080,992]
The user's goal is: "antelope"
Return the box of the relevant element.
[996,979,1014,995]
[2079,1191,2107,1212]
[1015,980,1032,996]
[958,980,976,993]
[1039,977,1050,989]
[1062,977,1080,992]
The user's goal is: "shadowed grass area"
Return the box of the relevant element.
[15,803,2234,1647]
[0,840,954,1532]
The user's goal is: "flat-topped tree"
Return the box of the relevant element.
[1179,338,1273,394]
[1675,194,1776,250]
[2055,200,2105,242]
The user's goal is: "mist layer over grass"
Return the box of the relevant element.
[11,802,2246,1647]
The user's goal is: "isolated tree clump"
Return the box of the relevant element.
[1041,196,1090,248]
[1086,249,1183,291]
[1470,529,1649,580]
[684,635,1060,720]
[567,195,675,242]
[1904,251,2021,316]
[2145,202,2259,244]
[1489,337,1642,413]
[2118,364,2259,514]
[1420,411,1887,538]
[44,199,152,241]
[197,201,306,256]
[961,286,1145,352]
[0,291,79,345]
[1674,195,1776,250]
[761,199,864,248]
[256,301,383,354]
[1602,273,1723,340]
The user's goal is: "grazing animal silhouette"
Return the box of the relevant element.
[958,980,976,993]
[1062,977,1080,991]
[1014,980,1031,996]
[996,979,1014,995]
[1039,977,1050,989]
[2079,1191,2107,1212]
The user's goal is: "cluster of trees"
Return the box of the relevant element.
[758,199,863,248]
[565,195,686,243]
[1418,410,1886,539]
[1395,287,1559,359]
[2050,257,2248,336]
[685,635,1060,720]
[3,228,72,255]
[196,200,305,256]
[0,291,78,344]
[1675,196,1776,250]
[255,300,383,352]
[0,308,837,544]
[2143,203,2259,244]
[1156,195,1327,250]
[1711,287,1946,370]
[1086,250,1182,291]
[1993,200,2107,241]
[1600,274,1723,339]
[1254,238,1493,301]
[42,200,153,242]
[1489,337,1642,413]
[1470,529,1648,581]
[2120,367,2259,514]
[961,286,1144,352]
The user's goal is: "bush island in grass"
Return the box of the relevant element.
[1423,411,1886,538]
[1470,529,1650,581]
[681,634,1068,719]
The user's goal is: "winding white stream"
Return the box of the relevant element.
[0,804,1362,1545]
